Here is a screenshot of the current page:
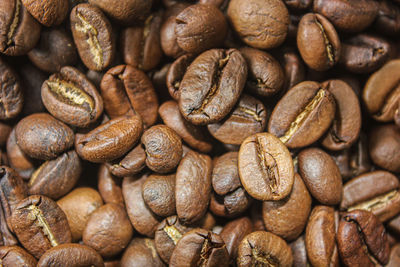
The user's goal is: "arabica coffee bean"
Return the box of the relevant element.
[289,236,309,267]
[166,54,193,101]
[121,238,164,267]
[0,203,18,246]
[21,0,68,26]
[220,217,253,260]
[0,58,23,120]
[0,246,37,266]
[109,144,146,177]
[280,48,305,93]
[98,164,124,206]
[227,0,289,50]
[209,187,252,218]
[238,132,294,201]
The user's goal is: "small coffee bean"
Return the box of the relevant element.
[374,0,400,36]
[0,122,11,147]
[121,238,165,267]
[209,187,252,218]
[0,246,37,266]
[0,57,23,120]
[220,217,253,260]
[21,0,68,26]
[387,244,400,267]
[0,202,18,246]
[279,47,306,93]
[284,0,312,11]
[98,164,124,206]
[289,236,309,267]
[109,144,146,177]
[166,54,194,101]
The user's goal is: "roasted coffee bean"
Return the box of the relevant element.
[279,47,305,92]
[141,125,183,173]
[57,187,103,242]
[37,243,104,267]
[220,217,253,260]
[11,195,72,259]
[289,236,309,267]
[337,210,390,266]
[305,206,339,267]
[341,171,400,222]
[175,4,227,54]
[374,0,400,36]
[227,0,290,50]
[262,173,312,241]
[268,81,336,148]
[21,0,68,26]
[237,231,293,267]
[98,164,124,206]
[0,122,11,146]
[284,0,312,11]
[313,0,378,32]
[363,60,400,123]
[15,113,74,160]
[0,246,37,266]
[75,115,143,163]
[109,144,146,177]
[154,215,192,263]
[121,13,163,71]
[159,100,213,153]
[121,238,165,267]
[28,150,81,199]
[70,3,115,71]
[0,203,18,246]
[100,65,159,127]
[238,132,294,201]
[209,187,252,218]
[298,147,343,205]
[166,54,193,101]
[0,57,23,120]
[28,28,78,73]
[169,228,229,267]
[212,152,241,196]
[387,244,400,267]
[0,0,41,56]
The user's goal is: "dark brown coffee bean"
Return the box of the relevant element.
[142,173,176,217]
[268,81,336,148]
[100,64,159,128]
[313,0,378,32]
[279,47,306,93]
[10,195,72,259]
[220,217,252,260]
[374,0,400,36]
[28,150,81,200]
[169,228,229,267]
[37,243,104,267]
[208,94,267,145]
[0,0,41,56]
[369,124,400,173]
[227,0,289,50]
[121,13,163,71]
[109,144,146,177]
[176,150,212,224]
[238,132,294,201]
[0,246,37,267]
[19,63,46,116]
[237,231,293,267]
[305,206,339,267]
[289,236,309,267]
[284,0,312,11]
[0,57,23,120]
[121,238,165,267]
[297,13,341,71]
[166,54,193,101]
[337,210,390,266]
[0,201,18,246]
[262,173,311,241]
[0,122,11,147]
[209,187,252,218]
[141,125,183,173]
[179,48,247,125]
[28,28,78,73]
[154,215,192,264]
[387,244,400,267]
[363,60,400,123]
[341,171,400,222]
[212,152,241,196]
[75,115,143,163]
[15,113,74,160]
[21,0,68,26]
[70,3,115,71]
[298,147,343,205]
[98,164,124,206]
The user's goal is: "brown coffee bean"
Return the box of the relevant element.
[268,81,336,148]
[284,0,312,11]
[212,152,241,196]
[298,147,343,205]
[141,125,183,173]
[179,49,247,125]
[0,246,37,266]
[337,210,390,266]
[109,144,146,177]
[37,243,104,267]
[70,3,115,71]
[238,132,294,201]
[297,13,341,71]
[227,0,289,50]
[28,150,81,199]
[10,195,72,259]
[0,201,18,246]
[15,113,74,160]
[169,228,229,267]
[176,151,212,224]
[121,238,165,267]
[208,94,267,145]
[237,231,293,267]
[289,236,309,267]
[100,64,159,127]
[305,206,339,267]
[98,164,124,206]
[220,217,253,260]
[262,173,312,241]
[75,115,143,163]
[166,54,193,101]
[374,0,400,36]
[57,187,103,242]
[0,57,23,120]
[387,244,400,267]
[0,122,11,147]
[341,171,400,222]
[0,0,41,56]
[22,0,68,26]
[209,187,252,218]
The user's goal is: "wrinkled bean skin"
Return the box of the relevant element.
[98,164,124,206]
[121,238,165,267]
[0,58,23,120]
[220,217,253,260]
[109,144,146,177]
[21,0,69,26]
[166,54,193,101]
[0,246,37,267]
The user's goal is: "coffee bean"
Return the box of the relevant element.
[289,236,309,267]
[98,164,124,206]
[0,245,37,266]
[279,47,305,93]
[387,244,400,267]
[209,187,252,218]
[109,144,146,177]
[238,132,294,201]
[0,57,23,120]
[121,238,165,267]
[166,54,193,100]
[374,0,400,36]
[284,0,312,11]
[0,122,11,147]
[220,217,253,260]
[0,202,18,246]
[21,0,68,26]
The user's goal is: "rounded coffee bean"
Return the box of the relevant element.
[212,152,241,197]
[179,48,247,125]
[121,238,164,267]
[70,3,115,71]
[98,164,124,206]
[220,217,253,260]
[238,132,294,201]
[387,244,400,267]
[166,54,193,101]
[297,13,341,71]
[289,236,309,267]
[374,0,400,36]
[210,187,252,218]
[15,113,74,160]
[0,58,23,120]
[21,0,68,26]
[0,122,11,147]
[109,144,146,177]
[284,0,312,11]
[237,231,293,267]
[280,48,305,92]
[0,246,37,266]
[227,0,289,49]
[298,147,343,205]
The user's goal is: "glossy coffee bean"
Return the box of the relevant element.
[121,238,164,267]
[209,187,252,218]
[0,246,37,267]
[0,58,23,120]
[109,144,146,177]
[289,236,309,267]
[21,0,68,26]
[220,217,253,260]
[279,48,305,93]
[166,54,193,101]
[98,164,124,206]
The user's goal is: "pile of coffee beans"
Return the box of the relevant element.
[0,0,400,266]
